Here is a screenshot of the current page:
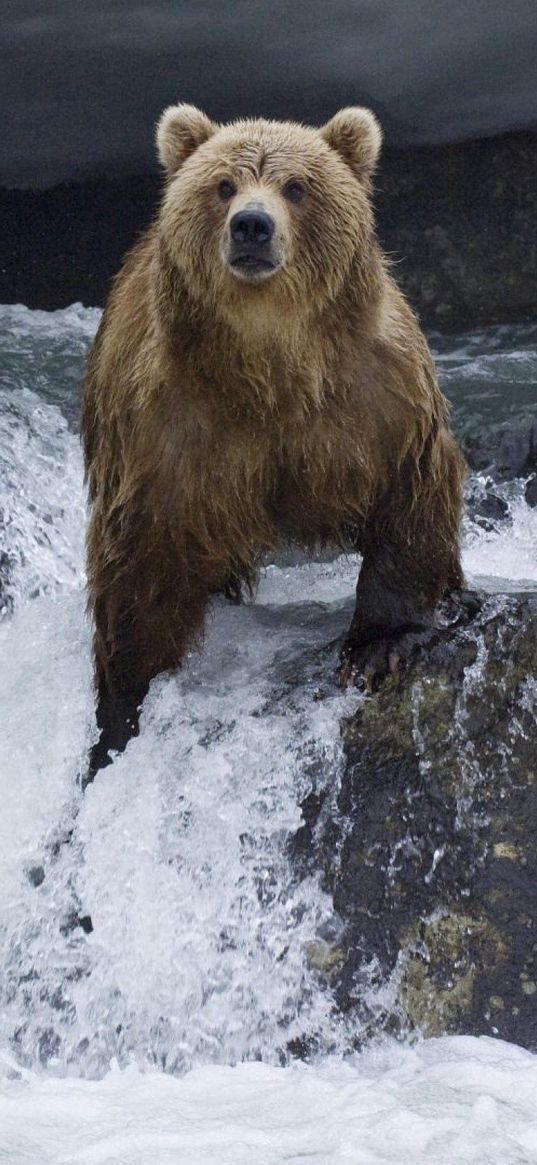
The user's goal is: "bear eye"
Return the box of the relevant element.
[283,180,307,204]
[218,178,236,201]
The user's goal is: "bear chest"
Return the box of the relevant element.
[164,401,375,555]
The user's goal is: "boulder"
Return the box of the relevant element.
[464,417,537,479]
[294,591,537,1049]
[525,476,537,507]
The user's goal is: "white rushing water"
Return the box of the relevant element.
[1,304,537,1163]
[3,1037,537,1165]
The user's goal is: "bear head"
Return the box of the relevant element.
[156,104,382,329]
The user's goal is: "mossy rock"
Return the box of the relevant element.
[295,591,537,1048]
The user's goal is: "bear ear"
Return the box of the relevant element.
[156,103,215,174]
[320,107,382,180]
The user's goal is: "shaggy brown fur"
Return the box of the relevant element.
[82,104,465,778]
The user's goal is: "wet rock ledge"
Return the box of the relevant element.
[295,591,537,1050]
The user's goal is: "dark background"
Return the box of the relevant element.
[3,0,537,328]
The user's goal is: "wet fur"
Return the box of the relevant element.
[82,109,465,775]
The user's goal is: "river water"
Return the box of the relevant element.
[0,304,536,1163]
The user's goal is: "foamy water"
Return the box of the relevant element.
[3,1036,537,1165]
[0,304,536,1162]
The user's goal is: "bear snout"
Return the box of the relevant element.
[226,203,280,282]
[230,209,275,246]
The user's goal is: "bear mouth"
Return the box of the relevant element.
[228,253,278,281]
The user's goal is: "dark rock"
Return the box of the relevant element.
[25,866,45,889]
[465,481,509,528]
[1,131,536,333]
[496,423,537,477]
[378,132,537,330]
[296,591,537,1049]
[464,417,537,479]
[525,475,537,507]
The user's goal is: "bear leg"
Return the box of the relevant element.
[86,673,148,787]
[86,581,209,785]
[339,548,441,691]
[340,430,465,690]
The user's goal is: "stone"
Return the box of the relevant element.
[294,591,537,1049]
[464,418,537,479]
[525,476,537,507]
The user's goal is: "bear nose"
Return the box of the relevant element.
[229,210,275,246]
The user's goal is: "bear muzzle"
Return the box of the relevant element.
[226,204,281,282]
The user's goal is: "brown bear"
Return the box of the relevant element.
[82,103,465,779]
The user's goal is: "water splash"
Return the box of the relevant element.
[0,303,536,1083]
[0,389,84,614]
[0,582,359,1075]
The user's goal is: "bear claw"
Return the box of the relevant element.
[339,628,431,692]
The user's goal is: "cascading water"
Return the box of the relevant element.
[1,304,537,1162]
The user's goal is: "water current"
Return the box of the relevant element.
[0,304,536,1162]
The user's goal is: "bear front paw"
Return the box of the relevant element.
[338,626,432,692]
